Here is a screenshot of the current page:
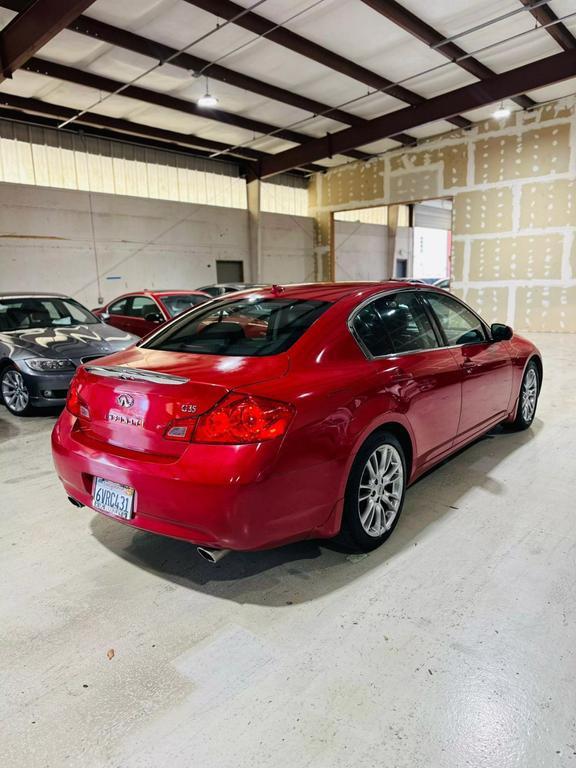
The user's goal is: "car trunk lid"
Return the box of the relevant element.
[75,347,289,454]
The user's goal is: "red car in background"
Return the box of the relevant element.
[53,282,541,560]
[93,290,210,337]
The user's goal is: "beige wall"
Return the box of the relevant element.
[309,96,576,332]
[0,182,315,307]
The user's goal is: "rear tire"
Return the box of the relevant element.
[509,360,539,431]
[1,364,33,416]
[339,431,407,553]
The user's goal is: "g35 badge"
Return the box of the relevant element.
[180,404,197,413]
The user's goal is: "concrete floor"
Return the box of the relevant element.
[1,332,575,767]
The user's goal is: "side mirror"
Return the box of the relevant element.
[491,322,513,342]
[101,312,110,321]
[145,311,164,323]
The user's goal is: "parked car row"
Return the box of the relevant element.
[92,284,265,336]
[0,283,263,415]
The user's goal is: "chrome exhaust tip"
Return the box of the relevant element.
[68,496,84,508]
[196,546,230,564]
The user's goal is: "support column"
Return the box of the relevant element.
[387,204,400,279]
[246,176,262,283]
[308,174,333,281]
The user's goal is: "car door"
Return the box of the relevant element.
[102,297,132,333]
[424,291,513,440]
[351,290,462,468]
[125,295,164,337]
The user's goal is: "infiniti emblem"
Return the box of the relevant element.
[116,393,134,408]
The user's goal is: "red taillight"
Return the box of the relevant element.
[195,394,294,444]
[66,377,80,416]
[165,393,294,444]
[66,370,89,418]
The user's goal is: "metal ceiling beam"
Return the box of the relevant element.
[360,0,536,110]
[0,0,96,81]
[0,0,398,142]
[23,56,370,162]
[183,0,471,131]
[0,91,323,173]
[259,49,576,177]
[519,0,576,51]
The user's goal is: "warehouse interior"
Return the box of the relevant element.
[1,1,575,766]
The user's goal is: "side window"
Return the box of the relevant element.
[426,293,486,345]
[127,296,158,318]
[108,298,128,315]
[352,292,438,357]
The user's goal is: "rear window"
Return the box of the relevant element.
[142,296,330,356]
[160,293,208,318]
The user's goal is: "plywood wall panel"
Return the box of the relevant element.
[520,180,575,229]
[469,235,564,281]
[451,240,465,282]
[310,95,576,331]
[391,145,468,189]
[453,188,513,235]
[515,286,576,332]
[474,125,570,184]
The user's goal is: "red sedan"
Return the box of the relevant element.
[52,282,541,559]
[93,290,210,337]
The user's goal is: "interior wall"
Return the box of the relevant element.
[334,221,388,281]
[0,182,314,307]
[309,95,576,332]
[261,212,315,283]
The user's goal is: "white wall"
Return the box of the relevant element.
[334,220,388,281]
[261,212,315,283]
[0,182,314,306]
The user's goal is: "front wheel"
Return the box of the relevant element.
[509,360,539,431]
[1,365,33,416]
[339,431,407,552]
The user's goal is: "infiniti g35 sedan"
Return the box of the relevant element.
[0,293,138,415]
[52,282,541,554]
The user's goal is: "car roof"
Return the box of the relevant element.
[206,283,265,288]
[227,280,435,302]
[108,290,207,300]
[0,292,68,299]
[147,290,208,296]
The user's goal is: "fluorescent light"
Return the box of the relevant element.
[493,102,511,120]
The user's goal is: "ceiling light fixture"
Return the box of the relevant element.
[197,77,218,108]
[492,101,511,120]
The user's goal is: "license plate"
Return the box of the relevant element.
[92,477,135,520]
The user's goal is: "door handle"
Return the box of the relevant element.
[462,358,478,373]
[390,366,414,383]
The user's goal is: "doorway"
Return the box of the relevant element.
[332,198,452,286]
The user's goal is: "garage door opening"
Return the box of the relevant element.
[333,198,452,286]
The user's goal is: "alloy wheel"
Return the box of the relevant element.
[2,369,30,413]
[358,444,404,537]
[521,367,538,422]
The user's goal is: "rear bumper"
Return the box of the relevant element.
[51,410,340,550]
